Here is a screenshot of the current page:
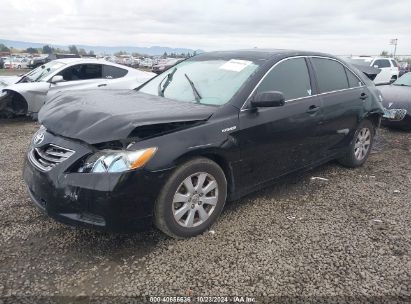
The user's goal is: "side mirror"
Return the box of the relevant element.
[251,91,285,108]
[50,75,64,84]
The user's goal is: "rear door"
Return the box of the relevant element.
[310,57,365,158]
[237,57,323,190]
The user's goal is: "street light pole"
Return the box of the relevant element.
[394,40,397,58]
[390,38,398,58]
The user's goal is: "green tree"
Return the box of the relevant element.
[54,47,67,54]
[42,45,53,54]
[78,48,87,56]
[88,50,95,56]
[0,43,10,52]
[380,50,389,57]
[25,47,38,54]
[68,45,79,55]
[114,51,127,56]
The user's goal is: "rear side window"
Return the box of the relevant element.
[390,60,398,67]
[256,58,312,101]
[373,59,390,68]
[102,65,128,79]
[311,58,348,93]
[345,68,362,88]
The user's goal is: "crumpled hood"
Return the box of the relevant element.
[39,89,216,144]
[379,85,411,110]
[0,76,21,88]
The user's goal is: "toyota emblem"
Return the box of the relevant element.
[33,132,45,145]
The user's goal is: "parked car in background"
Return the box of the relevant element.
[0,58,155,118]
[23,49,383,238]
[28,56,48,69]
[399,62,411,77]
[28,54,80,69]
[140,57,153,68]
[347,56,399,85]
[152,58,184,74]
[379,72,411,130]
[4,58,30,69]
[104,56,117,63]
[0,57,8,68]
[117,55,139,67]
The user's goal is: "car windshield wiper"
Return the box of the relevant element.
[158,67,177,97]
[184,73,202,103]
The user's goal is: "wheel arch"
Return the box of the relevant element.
[364,112,382,131]
[1,89,29,116]
[173,150,235,200]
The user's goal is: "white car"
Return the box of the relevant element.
[0,58,155,118]
[348,56,400,85]
[3,58,30,69]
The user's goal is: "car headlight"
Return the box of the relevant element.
[78,147,157,173]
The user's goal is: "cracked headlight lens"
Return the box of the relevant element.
[78,147,157,173]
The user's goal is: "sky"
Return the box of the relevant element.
[0,0,410,55]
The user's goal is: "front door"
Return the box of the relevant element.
[236,57,323,191]
[47,64,105,98]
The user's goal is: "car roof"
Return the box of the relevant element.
[195,49,339,62]
[53,58,133,69]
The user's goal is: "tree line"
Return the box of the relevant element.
[0,43,195,58]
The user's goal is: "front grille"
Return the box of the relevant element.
[29,144,75,172]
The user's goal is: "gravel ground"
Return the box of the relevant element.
[0,69,30,76]
[0,119,410,303]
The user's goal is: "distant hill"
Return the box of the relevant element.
[0,38,203,56]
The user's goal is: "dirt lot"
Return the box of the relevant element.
[0,69,30,76]
[0,118,410,303]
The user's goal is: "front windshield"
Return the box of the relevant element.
[138,58,259,105]
[25,61,66,82]
[393,73,411,86]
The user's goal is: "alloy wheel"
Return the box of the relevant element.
[354,127,371,161]
[172,172,218,228]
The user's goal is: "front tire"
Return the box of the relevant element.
[154,158,227,238]
[338,120,375,168]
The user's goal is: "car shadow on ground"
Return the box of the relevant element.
[35,161,337,262]
[0,116,35,124]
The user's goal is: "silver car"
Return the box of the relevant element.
[0,58,155,118]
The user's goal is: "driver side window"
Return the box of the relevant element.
[256,58,312,101]
[59,64,103,81]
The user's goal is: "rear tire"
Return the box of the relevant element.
[338,120,375,168]
[154,157,227,238]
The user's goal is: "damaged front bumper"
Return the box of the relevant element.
[22,132,173,231]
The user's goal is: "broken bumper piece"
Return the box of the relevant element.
[382,108,407,121]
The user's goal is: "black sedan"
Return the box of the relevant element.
[379,72,411,130]
[23,50,384,238]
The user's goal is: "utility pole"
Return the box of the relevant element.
[390,38,398,58]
